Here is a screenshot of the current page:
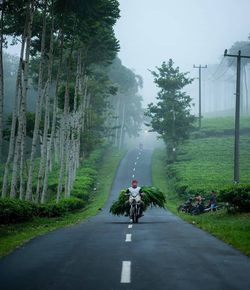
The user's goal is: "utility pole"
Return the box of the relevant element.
[193,65,207,129]
[224,49,250,183]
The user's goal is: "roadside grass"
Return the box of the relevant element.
[152,148,250,256]
[152,116,250,256]
[173,135,250,191]
[0,148,126,257]
[201,116,250,131]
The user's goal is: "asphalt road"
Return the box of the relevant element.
[1,149,250,290]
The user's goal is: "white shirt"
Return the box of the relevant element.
[128,186,141,197]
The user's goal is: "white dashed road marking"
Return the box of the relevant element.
[128,224,132,229]
[125,234,132,242]
[121,261,131,283]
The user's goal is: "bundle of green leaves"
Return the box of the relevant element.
[109,186,166,216]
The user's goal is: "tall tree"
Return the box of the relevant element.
[0,0,4,163]
[26,0,48,201]
[146,59,195,162]
[2,0,31,197]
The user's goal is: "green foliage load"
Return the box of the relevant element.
[218,185,250,212]
[109,186,166,216]
[0,197,85,224]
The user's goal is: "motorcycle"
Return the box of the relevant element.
[129,195,142,223]
[177,198,194,213]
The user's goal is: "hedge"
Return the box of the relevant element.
[0,197,85,224]
[218,185,250,212]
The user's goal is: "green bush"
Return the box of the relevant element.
[174,183,209,199]
[37,203,65,217]
[71,175,95,200]
[0,197,86,223]
[0,146,107,224]
[37,197,85,217]
[218,185,250,212]
[71,157,99,201]
[59,197,85,211]
[0,198,37,224]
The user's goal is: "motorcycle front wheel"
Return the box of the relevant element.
[130,206,138,223]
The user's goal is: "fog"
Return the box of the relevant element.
[114,0,250,115]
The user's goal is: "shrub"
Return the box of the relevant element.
[0,197,86,223]
[59,197,85,211]
[0,145,107,224]
[37,203,65,218]
[71,175,95,200]
[218,185,250,212]
[0,198,37,224]
[37,197,85,217]
[175,184,189,196]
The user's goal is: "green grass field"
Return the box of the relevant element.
[0,148,126,257]
[152,116,250,255]
[201,116,250,131]
[173,135,250,191]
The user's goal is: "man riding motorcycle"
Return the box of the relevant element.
[124,180,145,219]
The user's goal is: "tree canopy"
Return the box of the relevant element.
[146,59,195,162]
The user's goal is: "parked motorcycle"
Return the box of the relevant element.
[177,198,194,213]
[178,198,224,215]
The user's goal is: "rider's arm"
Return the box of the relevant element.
[139,188,145,196]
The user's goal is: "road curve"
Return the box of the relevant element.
[0,149,250,290]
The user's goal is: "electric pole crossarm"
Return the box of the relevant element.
[224,49,250,58]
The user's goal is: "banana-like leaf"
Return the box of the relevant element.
[109,186,166,216]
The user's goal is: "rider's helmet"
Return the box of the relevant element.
[131,179,138,188]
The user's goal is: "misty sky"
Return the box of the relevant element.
[114,0,250,106]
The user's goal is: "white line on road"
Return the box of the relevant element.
[133,168,136,171]
[128,224,132,229]
[137,157,139,160]
[125,234,132,242]
[134,162,137,165]
[121,261,131,283]
[132,174,135,178]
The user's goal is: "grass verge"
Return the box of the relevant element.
[152,148,250,256]
[0,148,126,257]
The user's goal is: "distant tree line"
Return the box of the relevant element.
[0,0,143,203]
